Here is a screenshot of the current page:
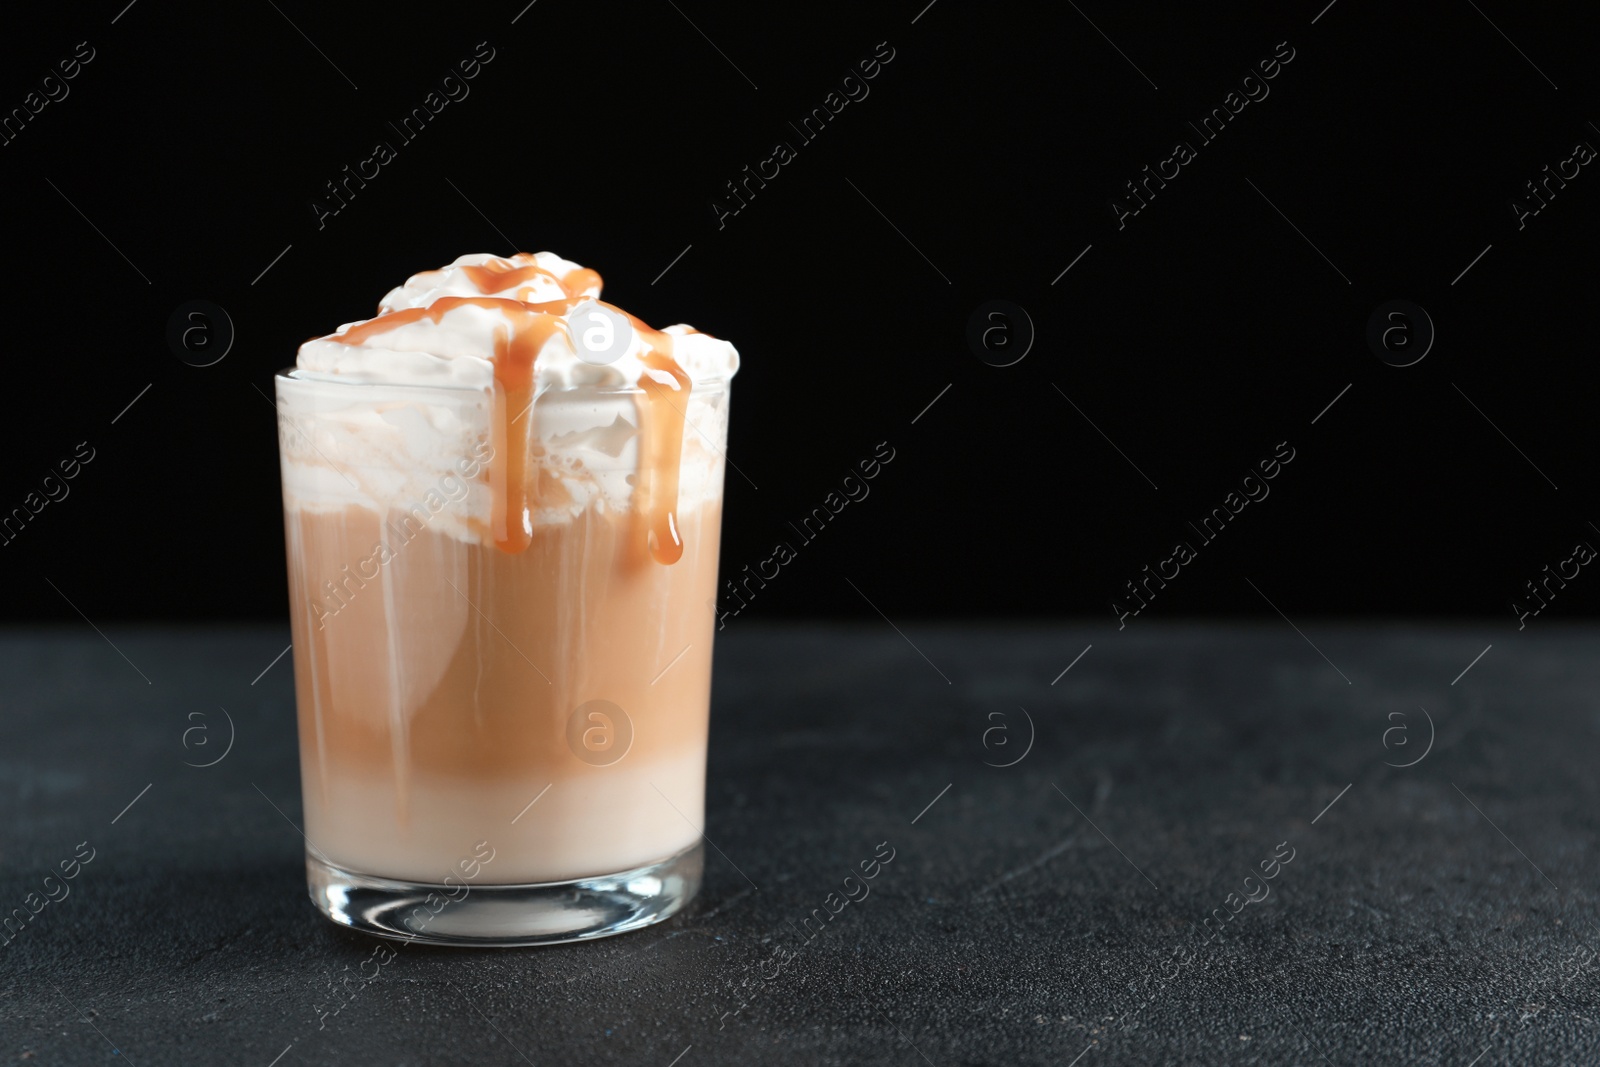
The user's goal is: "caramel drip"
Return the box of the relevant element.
[637,348,692,565]
[326,297,571,554]
[488,311,568,553]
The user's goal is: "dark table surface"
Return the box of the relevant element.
[2,623,1597,1066]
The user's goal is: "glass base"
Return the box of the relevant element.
[305,842,703,947]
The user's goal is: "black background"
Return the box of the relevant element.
[2,0,1596,625]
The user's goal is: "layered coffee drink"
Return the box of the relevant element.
[275,252,737,944]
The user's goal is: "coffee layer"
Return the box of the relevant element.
[284,501,722,882]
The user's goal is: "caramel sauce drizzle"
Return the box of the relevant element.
[324,264,694,564]
[458,256,602,301]
[637,349,692,565]
[460,261,558,293]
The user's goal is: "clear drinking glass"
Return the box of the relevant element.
[273,368,729,945]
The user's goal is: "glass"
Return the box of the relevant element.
[273,369,729,945]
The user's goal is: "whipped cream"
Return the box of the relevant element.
[278,252,735,541]
[296,252,739,392]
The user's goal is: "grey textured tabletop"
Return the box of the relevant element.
[2,623,1597,1065]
